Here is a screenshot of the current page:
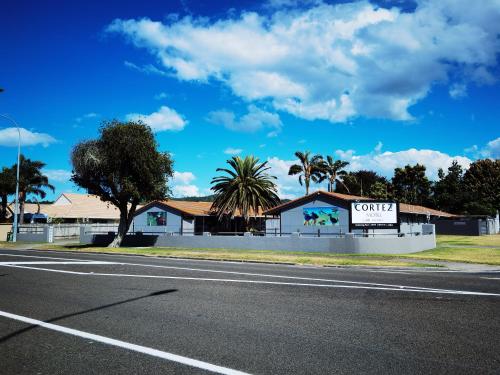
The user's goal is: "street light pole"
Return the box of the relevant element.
[0,113,21,242]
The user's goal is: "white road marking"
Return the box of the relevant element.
[5,265,500,296]
[481,277,500,280]
[369,271,412,275]
[0,259,457,293]
[0,252,90,261]
[98,261,461,293]
[0,310,250,375]
[0,252,486,294]
[0,261,115,265]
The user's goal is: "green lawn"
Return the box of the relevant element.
[436,234,500,247]
[34,244,437,267]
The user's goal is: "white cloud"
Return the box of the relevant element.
[207,105,282,136]
[173,171,195,184]
[124,60,168,76]
[266,156,325,199]
[107,1,500,123]
[75,112,100,123]
[449,83,467,99]
[126,105,187,132]
[171,170,202,197]
[336,145,472,180]
[154,92,168,100]
[485,137,500,159]
[466,137,500,159]
[43,169,72,183]
[172,184,201,197]
[224,147,243,155]
[0,127,57,147]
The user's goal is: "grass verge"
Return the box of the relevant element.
[401,246,500,265]
[3,234,499,267]
[437,234,500,247]
[33,243,438,267]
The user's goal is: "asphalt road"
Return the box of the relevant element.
[0,248,499,374]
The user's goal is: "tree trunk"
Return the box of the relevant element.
[0,194,7,221]
[305,178,310,195]
[108,202,137,248]
[108,213,127,248]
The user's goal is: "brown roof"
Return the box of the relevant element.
[8,193,140,220]
[399,203,455,217]
[263,190,455,217]
[137,200,264,217]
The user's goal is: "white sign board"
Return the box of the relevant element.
[350,201,398,228]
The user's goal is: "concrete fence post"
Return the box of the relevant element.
[44,225,54,243]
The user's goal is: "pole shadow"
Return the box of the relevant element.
[0,289,178,343]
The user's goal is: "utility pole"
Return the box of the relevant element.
[0,90,22,242]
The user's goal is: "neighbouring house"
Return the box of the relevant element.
[8,193,124,223]
[263,190,455,236]
[131,200,265,235]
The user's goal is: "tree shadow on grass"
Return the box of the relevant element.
[0,289,177,343]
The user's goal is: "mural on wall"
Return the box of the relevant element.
[147,212,167,226]
[303,207,339,226]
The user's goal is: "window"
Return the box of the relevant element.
[147,211,167,226]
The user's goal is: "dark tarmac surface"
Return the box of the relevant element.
[0,248,499,374]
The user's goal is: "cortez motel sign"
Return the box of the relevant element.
[349,200,400,230]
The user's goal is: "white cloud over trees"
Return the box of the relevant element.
[126,106,187,132]
[0,127,57,147]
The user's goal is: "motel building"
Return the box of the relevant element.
[262,190,453,237]
[113,190,453,254]
[131,190,453,237]
[131,200,265,235]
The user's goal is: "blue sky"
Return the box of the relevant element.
[1,0,499,200]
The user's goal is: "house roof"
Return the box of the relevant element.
[263,190,455,218]
[135,200,264,217]
[8,193,133,220]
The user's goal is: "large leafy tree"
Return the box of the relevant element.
[319,155,349,192]
[71,120,173,247]
[463,159,500,216]
[211,156,280,230]
[15,155,55,224]
[433,160,466,214]
[335,170,390,198]
[288,151,324,195]
[0,166,15,222]
[391,164,432,205]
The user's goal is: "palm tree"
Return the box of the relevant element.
[211,156,280,230]
[16,155,55,224]
[319,156,350,193]
[0,166,15,222]
[288,151,324,195]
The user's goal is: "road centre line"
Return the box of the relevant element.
[0,310,250,375]
[5,265,500,296]
[0,252,93,262]
[107,261,463,293]
[0,251,493,293]
[0,261,115,265]
[0,253,476,293]
[0,257,458,293]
